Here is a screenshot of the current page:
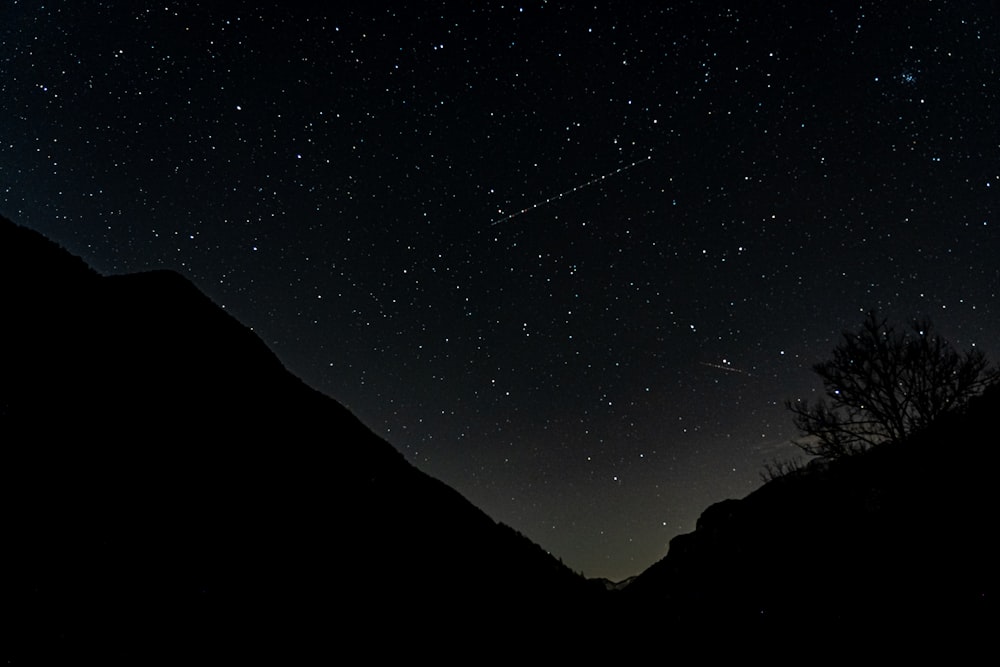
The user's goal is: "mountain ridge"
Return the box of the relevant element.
[5,213,994,655]
[2,214,599,660]
[621,385,998,636]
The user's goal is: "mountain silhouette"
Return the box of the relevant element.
[621,385,997,642]
[6,214,995,656]
[1,215,600,660]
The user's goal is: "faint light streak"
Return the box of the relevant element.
[491,153,653,226]
[699,360,753,377]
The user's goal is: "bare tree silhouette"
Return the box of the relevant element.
[787,312,998,459]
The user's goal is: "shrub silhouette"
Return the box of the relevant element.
[759,456,805,482]
[786,311,998,459]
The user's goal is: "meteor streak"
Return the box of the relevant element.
[699,361,753,376]
[491,154,653,226]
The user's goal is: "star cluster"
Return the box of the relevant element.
[2,2,998,581]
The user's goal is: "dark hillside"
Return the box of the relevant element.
[622,384,998,639]
[1,216,599,660]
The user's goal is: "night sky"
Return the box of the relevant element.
[3,1,998,582]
